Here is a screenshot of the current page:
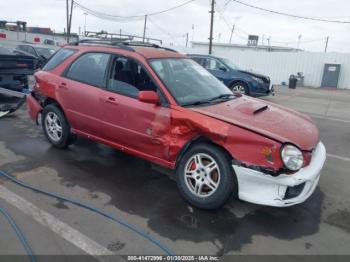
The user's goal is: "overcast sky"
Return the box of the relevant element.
[1,0,350,52]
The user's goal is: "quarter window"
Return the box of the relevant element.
[66,52,110,87]
[43,48,76,71]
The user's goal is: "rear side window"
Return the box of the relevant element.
[65,52,110,87]
[43,48,76,71]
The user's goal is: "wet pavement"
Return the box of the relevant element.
[0,86,350,259]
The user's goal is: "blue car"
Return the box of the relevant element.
[188,54,274,97]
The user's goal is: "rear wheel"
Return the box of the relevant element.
[231,82,248,95]
[42,104,76,149]
[176,143,237,209]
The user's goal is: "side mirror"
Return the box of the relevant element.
[219,66,227,72]
[138,91,160,104]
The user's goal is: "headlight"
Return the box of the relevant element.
[251,76,264,84]
[281,144,304,171]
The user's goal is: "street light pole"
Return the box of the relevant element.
[84,12,88,36]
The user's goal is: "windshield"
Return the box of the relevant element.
[221,58,239,70]
[149,58,233,106]
[36,47,56,59]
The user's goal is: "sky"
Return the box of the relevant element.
[1,0,350,52]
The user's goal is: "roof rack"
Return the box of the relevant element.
[69,39,135,52]
[69,39,177,53]
[122,42,178,53]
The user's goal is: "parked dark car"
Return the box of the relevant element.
[15,44,57,68]
[188,54,274,96]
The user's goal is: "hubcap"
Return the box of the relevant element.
[45,112,62,142]
[232,85,246,94]
[184,153,220,198]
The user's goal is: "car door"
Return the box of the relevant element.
[59,52,111,137]
[99,55,172,161]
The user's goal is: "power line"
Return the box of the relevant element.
[73,0,195,20]
[217,0,333,46]
[229,0,350,24]
[147,17,181,45]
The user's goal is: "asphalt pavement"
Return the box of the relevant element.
[0,86,349,261]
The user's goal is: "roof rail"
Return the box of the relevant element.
[68,39,178,53]
[122,42,178,53]
[69,39,135,52]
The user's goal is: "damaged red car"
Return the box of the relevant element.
[27,41,326,209]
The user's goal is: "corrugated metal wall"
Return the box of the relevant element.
[180,45,350,89]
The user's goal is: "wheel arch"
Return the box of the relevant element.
[175,135,234,170]
[175,135,239,200]
[43,97,63,111]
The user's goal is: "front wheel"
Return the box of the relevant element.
[231,82,248,95]
[176,143,237,209]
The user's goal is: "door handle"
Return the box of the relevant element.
[58,82,68,90]
[104,96,118,105]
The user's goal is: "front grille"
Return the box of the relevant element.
[284,182,306,200]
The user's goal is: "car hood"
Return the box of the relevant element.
[191,97,319,151]
[237,70,269,80]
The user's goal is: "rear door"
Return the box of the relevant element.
[59,52,111,137]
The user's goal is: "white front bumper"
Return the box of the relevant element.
[233,142,326,207]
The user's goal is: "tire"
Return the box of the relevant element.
[176,143,237,210]
[230,82,249,95]
[42,104,76,149]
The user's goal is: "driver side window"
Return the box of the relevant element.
[205,58,224,71]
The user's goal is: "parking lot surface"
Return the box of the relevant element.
[1,86,350,260]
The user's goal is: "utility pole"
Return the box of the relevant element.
[142,15,148,43]
[66,0,69,42]
[229,24,235,44]
[325,36,329,52]
[185,32,189,47]
[68,0,73,43]
[208,0,215,54]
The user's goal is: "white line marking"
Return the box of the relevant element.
[0,184,117,261]
[327,153,350,162]
[307,114,350,124]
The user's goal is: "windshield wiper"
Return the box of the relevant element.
[182,94,234,107]
[182,100,214,107]
[208,94,234,102]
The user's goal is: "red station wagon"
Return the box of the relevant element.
[27,41,326,209]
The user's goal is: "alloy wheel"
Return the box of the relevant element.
[45,112,62,142]
[184,153,221,198]
[232,85,246,94]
